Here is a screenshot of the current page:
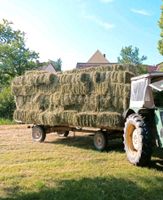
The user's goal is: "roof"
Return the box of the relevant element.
[156,62,163,67]
[147,65,158,72]
[131,72,163,81]
[156,62,163,71]
[38,63,56,73]
[76,50,110,68]
[87,50,109,63]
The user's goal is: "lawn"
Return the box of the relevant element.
[0,118,15,125]
[0,126,163,200]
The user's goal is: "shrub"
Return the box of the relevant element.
[0,87,15,119]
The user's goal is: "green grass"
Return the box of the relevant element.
[0,118,15,125]
[0,128,163,200]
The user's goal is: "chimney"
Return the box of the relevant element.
[103,54,106,58]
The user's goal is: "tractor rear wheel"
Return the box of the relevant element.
[123,114,152,166]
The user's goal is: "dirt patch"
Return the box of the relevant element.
[0,124,30,130]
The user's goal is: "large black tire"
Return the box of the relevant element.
[123,114,152,166]
[93,131,108,151]
[32,125,46,142]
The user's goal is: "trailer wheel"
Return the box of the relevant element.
[123,114,152,166]
[32,125,46,142]
[57,131,69,137]
[93,131,108,151]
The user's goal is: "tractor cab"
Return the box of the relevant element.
[123,72,163,166]
[130,72,163,109]
[129,72,163,147]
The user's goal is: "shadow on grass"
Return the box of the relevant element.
[46,134,163,171]
[45,135,124,153]
[150,159,163,171]
[1,176,163,200]
[149,148,163,171]
[152,147,163,159]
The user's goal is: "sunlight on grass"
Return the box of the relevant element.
[0,127,163,200]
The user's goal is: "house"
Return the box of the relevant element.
[76,49,161,72]
[38,63,56,73]
[76,50,112,69]
[156,62,163,71]
[146,65,158,72]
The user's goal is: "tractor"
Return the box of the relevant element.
[123,72,163,166]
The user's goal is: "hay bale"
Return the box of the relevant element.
[92,71,106,83]
[76,112,97,127]
[93,82,109,95]
[61,83,91,95]
[33,94,50,111]
[15,95,32,109]
[12,71,59,87]
[12,64,136,128]
[13,109,41,124]
[58,72,91,84]
[82,94,99,112]
[24,71,58,86]
[12,76,24,86]
[38,110,77,126]
[96,112,123,128]
[38,111,59,126]
[58,111,77,126]
[76,111,123,128]
[12,85,36,96]
[59,93,85,111]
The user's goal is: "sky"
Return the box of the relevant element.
[0,0,162,71]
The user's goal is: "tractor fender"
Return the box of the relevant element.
[123,109,135,120]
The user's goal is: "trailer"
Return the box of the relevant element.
[12,65,163,166]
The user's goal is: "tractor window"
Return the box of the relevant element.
[131,78,148,101]
[153,91,163,107]
[150,78,163,107]
[150,79,163,92]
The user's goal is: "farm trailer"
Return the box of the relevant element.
[12,65,163,166]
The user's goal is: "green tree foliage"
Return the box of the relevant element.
[0,19,39,86]
[54,58,62,72]
[38,59,62,72]
[0,19,39,120]
[118,45,147,65]
[0,87,15,119]
[158,4,163,55]
[49,58,62,72]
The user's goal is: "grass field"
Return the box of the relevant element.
[0,119,15,125]
[0,125,163,200]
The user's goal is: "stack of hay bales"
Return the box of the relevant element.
[12,64,136,128]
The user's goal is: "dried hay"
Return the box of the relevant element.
[34,110,77,126]
[12,64,136,128]
[12,85,36,96]
[58,73,91,84]
[15,95,33,109]
[61,83,91,95]
[76,112,123,128]
[13,110,41,124]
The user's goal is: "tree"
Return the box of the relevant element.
[49,58,62,72]
[0,86,15,119]
[0,19,39,86]
[158,4,163,55]
[54,58,62,72]
[117,45,147,65]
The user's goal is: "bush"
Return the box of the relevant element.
[0,118,15,125]
[0,87,15,119]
